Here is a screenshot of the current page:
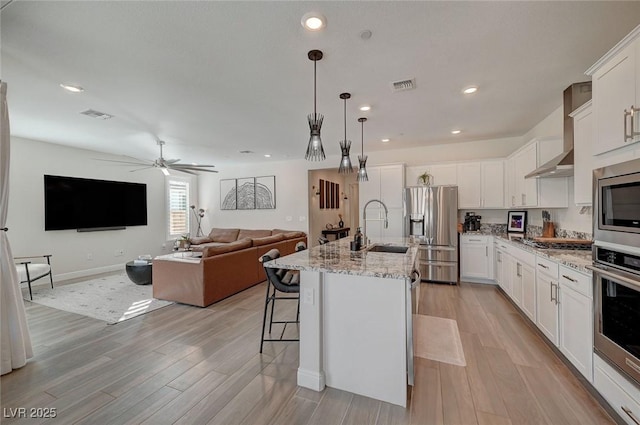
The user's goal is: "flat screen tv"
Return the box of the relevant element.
[44,175,147,231]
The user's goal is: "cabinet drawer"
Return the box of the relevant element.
[536,256,559,279]
[594,355,640,425]
[461,235,490,244]
[559,265,592,299]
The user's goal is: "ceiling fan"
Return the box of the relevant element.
[97,140,218,175]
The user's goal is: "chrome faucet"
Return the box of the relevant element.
[362,199,389,246]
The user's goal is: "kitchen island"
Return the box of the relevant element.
[263,238,419,407]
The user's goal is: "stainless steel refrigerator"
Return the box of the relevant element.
[405,186,458,284]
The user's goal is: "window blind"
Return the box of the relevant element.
[169,180,189,236]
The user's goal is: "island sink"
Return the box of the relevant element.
[366,244,409,254]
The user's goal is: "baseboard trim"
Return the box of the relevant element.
[54,264,124,283]
[297,368,325,392]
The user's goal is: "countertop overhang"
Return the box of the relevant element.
[264,238,420,280]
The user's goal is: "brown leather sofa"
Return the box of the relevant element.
[152,228,306,307]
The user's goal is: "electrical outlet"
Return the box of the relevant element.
[299,216,306,222]
[87,253,93,261]
[285,216,293,222]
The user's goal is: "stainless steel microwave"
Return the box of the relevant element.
[594,158,640,247]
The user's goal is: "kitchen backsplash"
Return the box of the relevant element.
[469,223,592,240]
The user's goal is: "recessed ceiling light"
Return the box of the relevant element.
[451,130,461,135]
[360,30,372,40]
[359,105,371,112]
[60,83,84,93]
[462,86,478,94]
[381,138,390,143]
[264,154,271,158]
[301,12,326,31]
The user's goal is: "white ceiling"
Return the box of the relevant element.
[2,1,640,168]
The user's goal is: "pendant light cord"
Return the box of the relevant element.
[313,59,317,117]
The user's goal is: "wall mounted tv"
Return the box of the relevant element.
[44,175,147,231]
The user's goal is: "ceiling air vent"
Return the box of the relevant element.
[239,150,254,154]
[391,78,416,92]
[80,109,113,120]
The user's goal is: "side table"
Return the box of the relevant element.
[125,261,153,285]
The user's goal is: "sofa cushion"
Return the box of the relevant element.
[238,229,272,239]
[202,238,252,257]
[190,236,213,245]
[272,229,305,238]
[208,228,240,243]
[191,242,226,253]
[252,233,285,247]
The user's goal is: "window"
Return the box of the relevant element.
[168,180,189,237]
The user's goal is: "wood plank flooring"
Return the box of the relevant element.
[1,280,615,424]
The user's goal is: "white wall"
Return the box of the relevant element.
[7,137,194,280]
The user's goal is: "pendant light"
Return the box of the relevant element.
[305,50,325,161]
[338,92,353,173]
[357,117,368,182]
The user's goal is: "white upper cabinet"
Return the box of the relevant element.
[571,101,594,205]
[457,163,482,208]
[507,138,568,208]
[481,161,505,208]
[457,161,505,209]
[359,164,405,238]
[425,164,457,186]
[587,26,640,155]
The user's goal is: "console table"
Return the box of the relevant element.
[321,227,350,240]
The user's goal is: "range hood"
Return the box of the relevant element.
[525,82,592,179]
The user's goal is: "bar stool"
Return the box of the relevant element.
[259,243,306,353]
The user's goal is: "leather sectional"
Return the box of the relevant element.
[152,228,306,307]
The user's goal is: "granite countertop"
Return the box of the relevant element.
[492,234,592,275]
[263,237,419,280]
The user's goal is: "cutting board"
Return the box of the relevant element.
[533,237,592,244]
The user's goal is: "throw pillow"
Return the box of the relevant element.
[190,236,213,245]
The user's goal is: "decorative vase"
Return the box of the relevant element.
[338,220,344,228]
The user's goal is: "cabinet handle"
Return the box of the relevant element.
[561,274,577,283]
[550,281,555,302]
[555,283,559,305]
[486,246,488,256]
[625,108,632,142]
[538,263,549,269]
[468,239,482,242]
[622,406,640,425]
[517,263,522,277]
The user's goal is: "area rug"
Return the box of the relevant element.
[413,314,467,366]
[28,272,173,324]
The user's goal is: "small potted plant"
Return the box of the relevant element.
[418,172,432,186]
[177,234,191,250]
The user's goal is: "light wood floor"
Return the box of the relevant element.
[1,281,615,425]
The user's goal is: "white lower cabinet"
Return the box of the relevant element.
[460,235,494,282]
[535,257,559,346]
[594,354,640,425]
[558,266,593,382]
[520,262,536,322]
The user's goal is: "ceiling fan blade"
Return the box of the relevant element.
[170,168,197,175]
[94,158,153,166]
[165,158,180,165]
[128,166,155,172]
[168,165,219,173]
[170,163,216,168]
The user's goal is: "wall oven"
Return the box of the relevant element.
[593,157,640,247]
[590,244,640,387]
